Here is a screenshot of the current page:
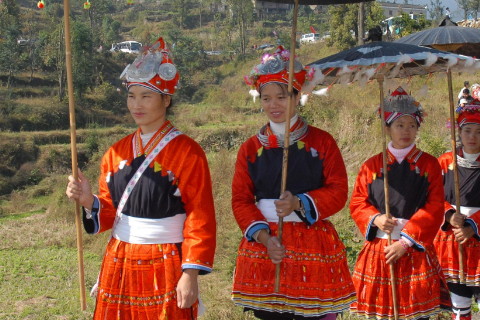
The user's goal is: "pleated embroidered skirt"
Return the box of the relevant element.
[93,238,197,320]
[351,238,450,320]
[232,220,356,317]
[434,231,480,287]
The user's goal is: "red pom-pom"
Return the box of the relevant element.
[37,0,45,9]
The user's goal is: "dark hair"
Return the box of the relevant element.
[463,88,470,94]
[259,82,299,97]
[464,81,470,86]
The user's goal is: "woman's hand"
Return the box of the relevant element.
[373,214,398,234]
[257,230,286,264]
[449,211,465,229]
[66,170,94,209]
[274,191,300,218]
[176,269,199,309]
[452,226,475,244]
[384,241,407,264]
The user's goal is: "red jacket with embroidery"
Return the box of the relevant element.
[232,125,348,237]
[438,150,480,236]
[85,126,216,273]
[350,146,444,250]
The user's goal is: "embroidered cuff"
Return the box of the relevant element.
[441,209,456,231]
[82,196,100,234]
[400,236,413,247]
[182,264,212,275]
[294,193,318,226]
[464,219,479,240]
[366,213,381,241]
[245,222,270,242]
[400,232,425,252]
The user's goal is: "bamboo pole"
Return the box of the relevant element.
[378,77,399,320]
[447,70,465,283]
[274,0,299,293]
[63,0,87,310]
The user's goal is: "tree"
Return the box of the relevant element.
[71,20,94,99]
[39,23,66,100]
[457,0,470,20]
[393,13,430,37]
[101,16,121,49]
[227,0,254,55]
[166,29,206,102]
[428,0,444,24]
[327,2,384,50]
[470,0,480,19]
[0,0,22,89]
[171,0,195,29]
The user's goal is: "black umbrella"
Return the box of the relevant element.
[257,0,373,293]
[395,26,480,57]
[307,41,478,318]
[307,41,478,85]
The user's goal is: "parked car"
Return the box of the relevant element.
[300,33,320,45]
[110,41,142,54]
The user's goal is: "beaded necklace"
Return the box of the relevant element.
[134,121,174,157]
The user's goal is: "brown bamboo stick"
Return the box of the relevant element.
[63,0,87,310]
[274,0,299,293]
[378,77,399,320]
[447,70,465,283]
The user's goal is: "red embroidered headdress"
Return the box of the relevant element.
[120,37,179,95]
[382,87,424,126]
[457,100,480,127]
[244,46,308,93]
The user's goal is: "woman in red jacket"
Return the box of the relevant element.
[66,38,216,319]
[231,46,355,319]
[435,102,480,320]
[350,87,448,320]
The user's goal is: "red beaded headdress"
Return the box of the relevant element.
[382,87,424,126]
[244,46,308,94]
[120,38,179,95]
[457,100,480,127]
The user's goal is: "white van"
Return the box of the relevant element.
[110,41,142,54]
[300,33,320,44]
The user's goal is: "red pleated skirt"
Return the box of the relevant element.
[232,220,356,317]
[351,238,450,320]
[93,238,198,320]
[434,230,480,287]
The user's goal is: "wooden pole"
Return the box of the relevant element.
[274,0,299,293]
[63,0,87,310]
[378,77,399,320]
[447,70,465,283]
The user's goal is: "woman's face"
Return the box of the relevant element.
[127,86,171,134]
[386,115,418,149]
[460,123,480,154]
[260,83,299,123]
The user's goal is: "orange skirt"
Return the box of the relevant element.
[434,230,480,287]
[232,221,356,317]
[351,238,450,320]
[93,238,197,320]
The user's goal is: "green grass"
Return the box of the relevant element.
[0,247,100,319]
[0,209,44,221]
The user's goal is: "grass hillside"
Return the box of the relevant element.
[1,38,480,319]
